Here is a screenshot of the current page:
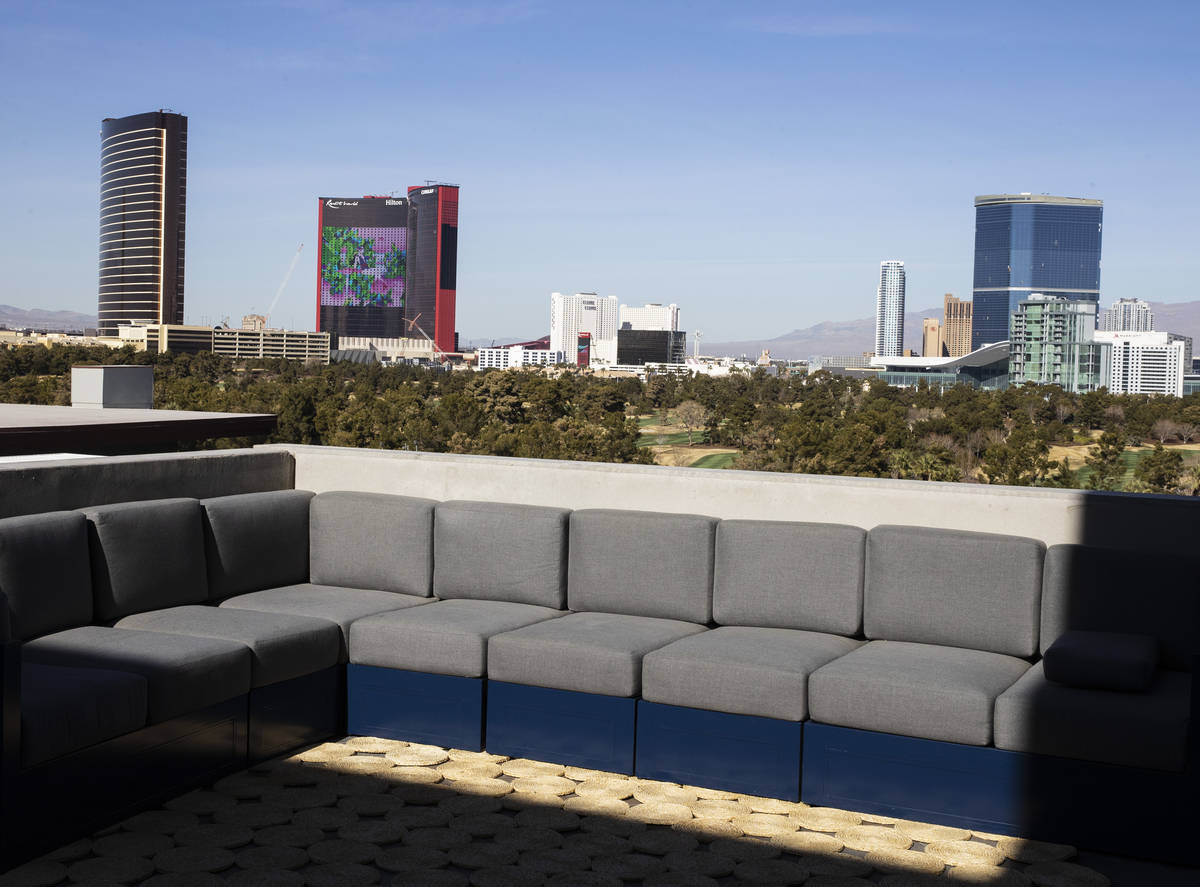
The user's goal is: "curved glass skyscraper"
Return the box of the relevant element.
[971,194,1102,351]
[98,111,187,336]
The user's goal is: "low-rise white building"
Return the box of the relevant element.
[1094,331,1185,397]
[476,346,567,370]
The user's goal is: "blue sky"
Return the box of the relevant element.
[1,0,1197,342]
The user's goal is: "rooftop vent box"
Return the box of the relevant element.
[71,365,153,409]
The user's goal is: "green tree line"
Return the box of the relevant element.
[4,345,1199,494]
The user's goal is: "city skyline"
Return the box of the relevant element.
[1,2,1197,341]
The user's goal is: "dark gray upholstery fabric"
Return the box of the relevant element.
[81,498,208,621]
[995,662,1192,771]
[310,492,436,597]
[713,520,865,634]
[643,626,861,721]
[0,511,92,641]
[202,490,314,601]
[488,611,706,697]
[20,663,148,766]
[433,501,570,608]
[1041,545,1199,671]
[865,525,1044,657]
[1043,630,1158,692]
[808,640,1030,746]
[349,599,564,678]
[117,605,340,688]
[220,583,431,661]
[567,509,717,623]
[23,625,251,723]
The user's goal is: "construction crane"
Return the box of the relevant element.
[406,313,446,362]
[265,243,304,328]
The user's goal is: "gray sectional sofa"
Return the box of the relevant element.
[1,490,1195,866]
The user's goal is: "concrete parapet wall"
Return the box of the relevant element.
[0,449,294,519]
[268,445,1195,555]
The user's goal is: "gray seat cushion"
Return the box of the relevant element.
[220,584,432,661]
[808,640,1030,746]
[23,625,252,723]
[349,599,565,678]
[434,501,570,608]
[311,492,436,597]
[117,605,340,688]
[865,526,1044,658]
[643,626,861,721]
[202,490,314,600]
[567,510,717,623]
[713,520,865,635]
[0,511,92,641]
[995,662,1192,771]
[82,498,208,621]
[21,664,148,766]
[488,612,707,697]
[1042,630,1158,692]
[1041,545,1199,671]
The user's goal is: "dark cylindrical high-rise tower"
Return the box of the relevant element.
[98,110,187,336]
[405,184,459,354]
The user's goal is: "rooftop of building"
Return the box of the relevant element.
[0,404,276,457]
[974,193,1104,207]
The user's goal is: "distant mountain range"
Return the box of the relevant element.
[706,300,1200,361]
[0,305,97,332]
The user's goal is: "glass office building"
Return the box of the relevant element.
[98,111,188,336]
[971,194,1102,351]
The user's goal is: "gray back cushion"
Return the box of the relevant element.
[568,509,717,623]
[433,501,570,608]
[865,525,1044,658]
[202,490,314,600]
[82,498,208,621]
[1042,545,1199,671]
[0,512,92,641]
[713,520,865,635]
[310,492,436,597]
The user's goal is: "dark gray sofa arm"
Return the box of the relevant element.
[1,590,20,782]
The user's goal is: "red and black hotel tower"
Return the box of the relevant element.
[406,184,459,355]
[315,184,459,355]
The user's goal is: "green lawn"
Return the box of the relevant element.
[1073,448,1148,487]
[637,429,709,447]
[690,452,737,469]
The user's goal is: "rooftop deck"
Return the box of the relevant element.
[8,736,1188,886]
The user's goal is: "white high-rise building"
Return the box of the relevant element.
[1099,298,1154,332]
[875,261,905,358]
[619,303,679,332]
[549,292,618,365]
[1093,331,1185,397]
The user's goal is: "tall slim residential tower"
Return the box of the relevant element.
[942,293,973,357]
[875,261,905,358]
[98,111,187,336]
[1099,298,1154,332]
[971,194,1103,351]
[406,184,459,354]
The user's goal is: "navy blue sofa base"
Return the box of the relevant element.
[249,665,342,761]
[636,701,803,800]
[3,695,248,868]
[346,665,484,751]
[802,722,1196,865]
[486,682,635,773]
